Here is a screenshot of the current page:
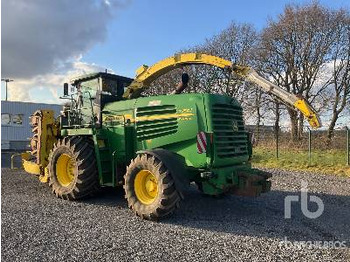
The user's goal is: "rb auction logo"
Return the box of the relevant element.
[284,180,324,219]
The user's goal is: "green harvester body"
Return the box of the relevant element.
[60,73,271,196]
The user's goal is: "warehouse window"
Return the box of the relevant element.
[1,113,11,125]
[12,114,23,125]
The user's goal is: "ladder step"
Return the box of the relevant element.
[97,136,108,141]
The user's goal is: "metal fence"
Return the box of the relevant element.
[249,127,349,166]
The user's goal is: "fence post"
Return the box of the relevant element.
[346,126,349,166]
[308,127,312,164]
[276,129,279,159]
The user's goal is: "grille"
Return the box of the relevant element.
[212,103,247,158]
[136,105,178,140]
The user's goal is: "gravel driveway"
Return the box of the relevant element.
[1,168,350,261]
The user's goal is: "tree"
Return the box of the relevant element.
[148,22,257,93]
[324,12,350,138]
[259,2,346,141]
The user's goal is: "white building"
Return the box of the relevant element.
[1,101,62,150]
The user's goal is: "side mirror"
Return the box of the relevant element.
[63,83,69,96]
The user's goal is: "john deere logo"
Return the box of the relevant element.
[232,120,239,132]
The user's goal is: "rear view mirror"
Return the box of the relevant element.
[63,83,69,96]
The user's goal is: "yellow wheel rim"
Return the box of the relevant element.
[56,153,76,187]
[134,170,159,205]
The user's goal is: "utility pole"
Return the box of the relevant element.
[1,78,14,101]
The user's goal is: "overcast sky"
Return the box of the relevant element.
[1,0,349,125]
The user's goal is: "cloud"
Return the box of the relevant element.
[7,60,114,103]
[2,0,129,103]
[2,0,128,79]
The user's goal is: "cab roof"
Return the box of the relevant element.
[70,72,133,86]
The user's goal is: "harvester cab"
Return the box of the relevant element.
[61,73,133,127]
[22,53,321,220]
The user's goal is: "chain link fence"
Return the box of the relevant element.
[247,126,349,166]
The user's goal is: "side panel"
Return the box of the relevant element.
[133,94,208,168]
[102,99,137,166]
[101,93,250,170]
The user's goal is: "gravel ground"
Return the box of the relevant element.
[1,168,350,262]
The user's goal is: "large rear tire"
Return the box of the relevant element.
[48,136,99,200]
[124,153,181,220]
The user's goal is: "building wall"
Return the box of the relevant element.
[1,101,62,150]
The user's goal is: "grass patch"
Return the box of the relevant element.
[251,147,350,177]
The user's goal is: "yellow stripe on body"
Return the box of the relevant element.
[136,113,194,122]
[104,112,195,123]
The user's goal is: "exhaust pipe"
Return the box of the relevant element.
[172,73,189,94]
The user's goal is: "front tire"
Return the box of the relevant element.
[124,154,181,220]
[48,136,99,200]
